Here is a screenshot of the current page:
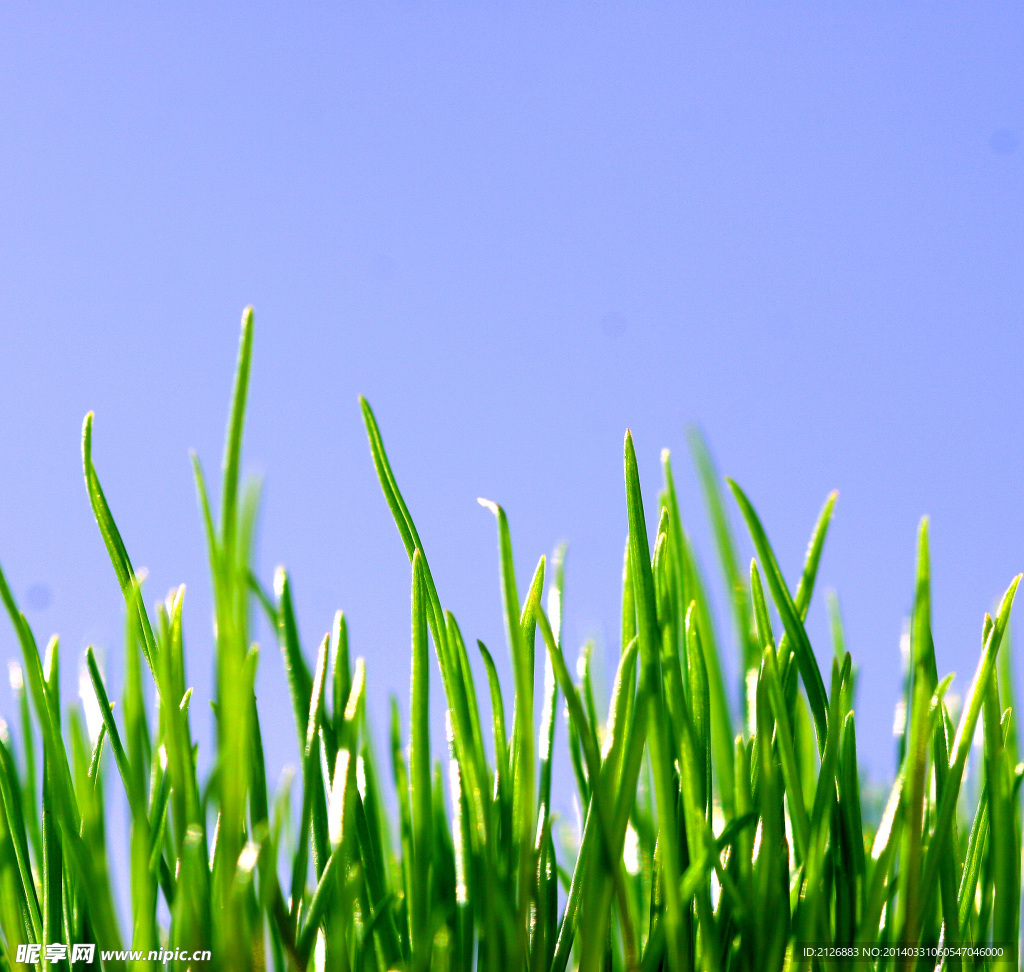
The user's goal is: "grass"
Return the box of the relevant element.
[0,307,1020,971]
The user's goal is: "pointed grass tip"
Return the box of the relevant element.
[81,410,95,456]
[273,565,288,598]
[623,430,640,472]
[477,497,500,516]
[358,394,375,421]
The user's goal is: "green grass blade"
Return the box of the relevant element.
[687,428,758,685]
[360,397,448,650]
[796,655,851,950]
[81,412,157,676]
[685,606,712,820]
[409,550,433,965]
[662,449,736,814]
[172,825,212,963]
[837,711,865,903]
[682,543,737,814]
[10,663,43,875]
[330,611,351,741]
[446,612,488,799]
[220,305,254,555]
[478,498,536,960]
[361,397,493,868]
[289,633,330,920]
[84,648,141,819]
[354,788,403,969]
[190,450,220,576]
[907,519,961,956]
[560,647,639,971]
[537,545,564,831]
[477,640,508,797]
[918,575,1020,927]
[956,784,989,938]
[761,645,810,862]
[623,430,684,972]
[982,677,1018,955]
[389,694,414,960]
[749,559,776,655]
[521,555,546,681]
[728,479,830,751]
[0,729,42,944]
[274,567,315,755]
[752,657,790,971]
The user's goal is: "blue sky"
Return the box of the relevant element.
[0,4,1021,792]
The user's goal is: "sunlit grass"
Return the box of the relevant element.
[0,308,1019,971]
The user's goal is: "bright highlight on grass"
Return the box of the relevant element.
[0,308,1020,971]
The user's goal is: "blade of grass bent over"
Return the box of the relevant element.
[361,397,491,863]
[81,412,158,676]
[728,480,830,751]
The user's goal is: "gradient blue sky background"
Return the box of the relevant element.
[1,5,1021,795]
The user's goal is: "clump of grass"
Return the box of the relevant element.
[0,308,1020,971]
